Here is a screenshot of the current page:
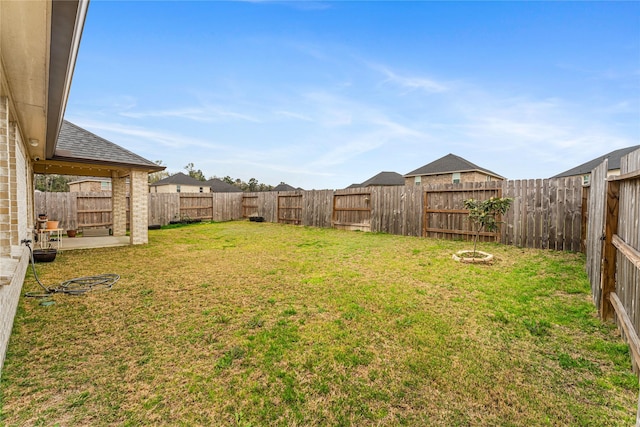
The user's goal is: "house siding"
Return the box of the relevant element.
[405,171,501,186]
[0,96,10,259]
[0,95,35,374]
[151,184,209,193]
[69,181,110,192]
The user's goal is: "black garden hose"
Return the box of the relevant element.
[22,240,119,298]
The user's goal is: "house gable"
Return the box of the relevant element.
[404,153,505,186]
[551,145,640,180]
[150,172,209,193]
[205,178,242,193]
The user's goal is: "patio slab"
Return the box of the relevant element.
[58,236,130,251]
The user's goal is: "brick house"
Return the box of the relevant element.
[0,1,163,375]
[150,172,210,193]
[551,145,640,185]
[404,153,505,186]
[348,171,405,188]
[205,178,243,193]
[67,178,112,192]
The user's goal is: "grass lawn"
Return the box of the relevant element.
[0,221,637,426]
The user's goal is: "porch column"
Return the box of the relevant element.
[129,170,148,245]
[111,172,127,237]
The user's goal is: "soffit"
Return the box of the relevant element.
[0,0,50,159]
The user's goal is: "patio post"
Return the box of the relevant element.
[111,172,127,237]
[129,170,148,245]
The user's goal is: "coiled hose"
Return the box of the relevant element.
[23,240,120,298]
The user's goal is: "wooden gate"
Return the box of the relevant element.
[242,195,258,218]
[423,184,502,241]
[278,194,303,225]
[77,194,112,229]
[180,194,214,221]
[332,191,371,232]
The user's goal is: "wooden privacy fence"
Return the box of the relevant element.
[584,149,640,423]
[35,191,121,231]
[332,191,373,232]
[424,183,502,242]
[35,177,584,251]
[586,149,640,371]
[278,194,303,225]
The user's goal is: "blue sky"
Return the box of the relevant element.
[65,1,640,190]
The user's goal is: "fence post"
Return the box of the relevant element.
[636,385,640,427]
[600,179,620,320]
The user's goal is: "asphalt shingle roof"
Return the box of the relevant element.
[404,153,504,179]
[359,171,405,187]
[273,183,298,191]
[150,172,206,187]
[551,145,640,178]
[204,178,242,193]
[55,121,163,171]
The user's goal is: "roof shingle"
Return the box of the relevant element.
[359,171,405,187]
[551,145,640,178]
[55,121,163,171]
[150,172,206,187]
[404,153,504,179]
[204,178,242,193]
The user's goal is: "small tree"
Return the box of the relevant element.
[148,160,170,184]
[184,162,206,182]
[463,197,513,257]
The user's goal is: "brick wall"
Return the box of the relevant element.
[0,97,9,260]
[112,174,127,237]
[0,249,28,375]
[130,170,148,245]
[405,171,502,186]
[0,95,34,376]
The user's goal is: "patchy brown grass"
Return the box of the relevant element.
[0,221,636,426]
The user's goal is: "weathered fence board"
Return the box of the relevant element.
[278,193,303,225]
[611,149,640,373]
[149,193,179,225]
[586,160,608,310]
[242,195,259,218]
[423,182,502,242]
[180,194,213,221]
[585,147,640,421]
[303,190,333,229]
[332,189,372,232]
[500,177,583,252]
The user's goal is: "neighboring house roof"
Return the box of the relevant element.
[404,153,505,179]
[54,121,164,171]
[205,178,242,193]
[150,172,205,187]
[273,183,297,191]
[551,145,640,178]
[67,177,111,185]
[360,171,405,187]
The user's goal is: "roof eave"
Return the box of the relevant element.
[45,0,89,159]
[35,155,165,175]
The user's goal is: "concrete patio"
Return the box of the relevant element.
[58,235,130,251]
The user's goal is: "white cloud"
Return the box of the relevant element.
[70,119,223,151]
[273,110,314,122]
[119,105,261,123]
[372,64,449,94]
